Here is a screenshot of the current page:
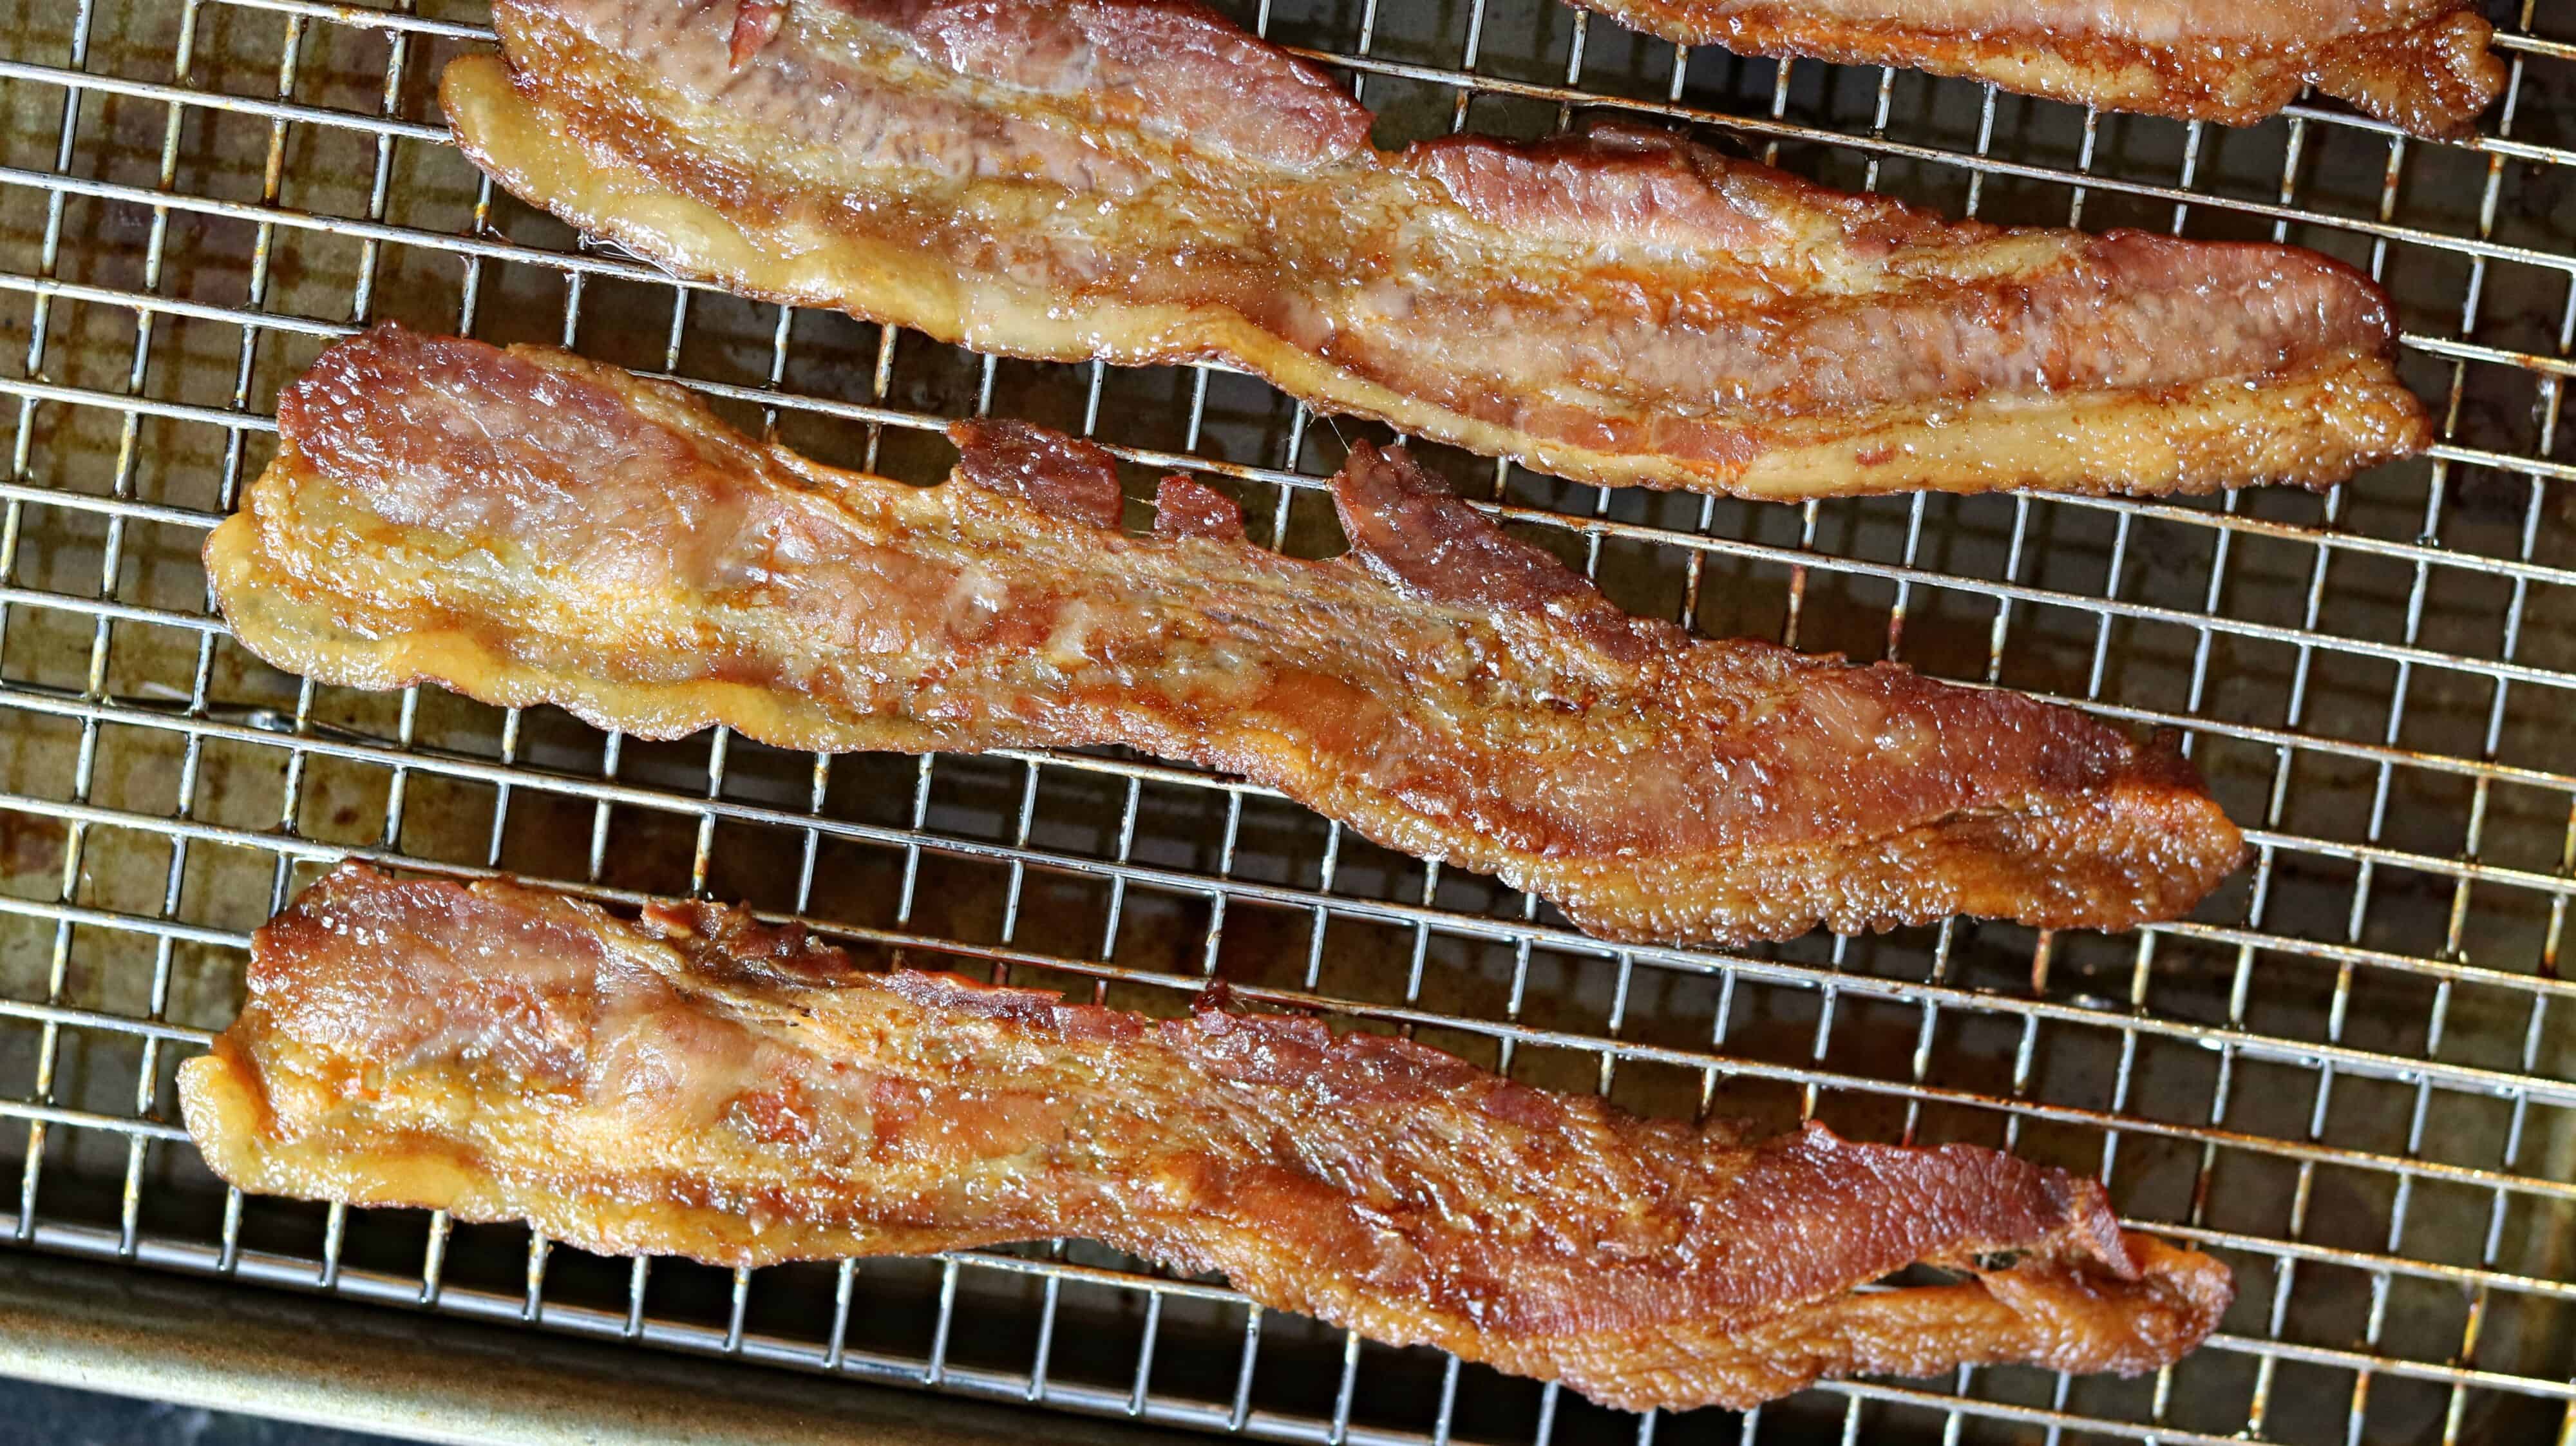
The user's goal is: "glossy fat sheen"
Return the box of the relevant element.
[435,0,2432,501]
[179,866,2237,1411]
[205,325,2247,944]
[1569,0,2503,136]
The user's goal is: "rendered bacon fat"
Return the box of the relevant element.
[1568,0,2503,137]
[181,865,2236,1411]
[436,0,2430,501]
[207,326,2246,944]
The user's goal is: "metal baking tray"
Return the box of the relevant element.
[1,0,2571,1440]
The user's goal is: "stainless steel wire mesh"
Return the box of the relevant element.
[1,0,2572,1441]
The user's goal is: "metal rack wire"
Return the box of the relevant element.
[0,0,2571,1441]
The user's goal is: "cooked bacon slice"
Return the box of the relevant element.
[434,0,2430,502]
[205,325,2246,944]
[180,864,2236,1411]
[1571,0,2503,138]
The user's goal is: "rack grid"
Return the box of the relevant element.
[1,0,2571,1441]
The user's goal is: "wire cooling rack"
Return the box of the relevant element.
[1,0,2572,1441]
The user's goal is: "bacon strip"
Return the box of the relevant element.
[1570,0,2503,138]
[179,864,2235,1411]
[205,325,2246,944]
[435,0,2430,502]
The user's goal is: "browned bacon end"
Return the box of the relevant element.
[2310,8,2507,140]
[180,865,2235,1411]
[1561,0,2503,138]
[437,0,2432,501]
[207,325,2246,944]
